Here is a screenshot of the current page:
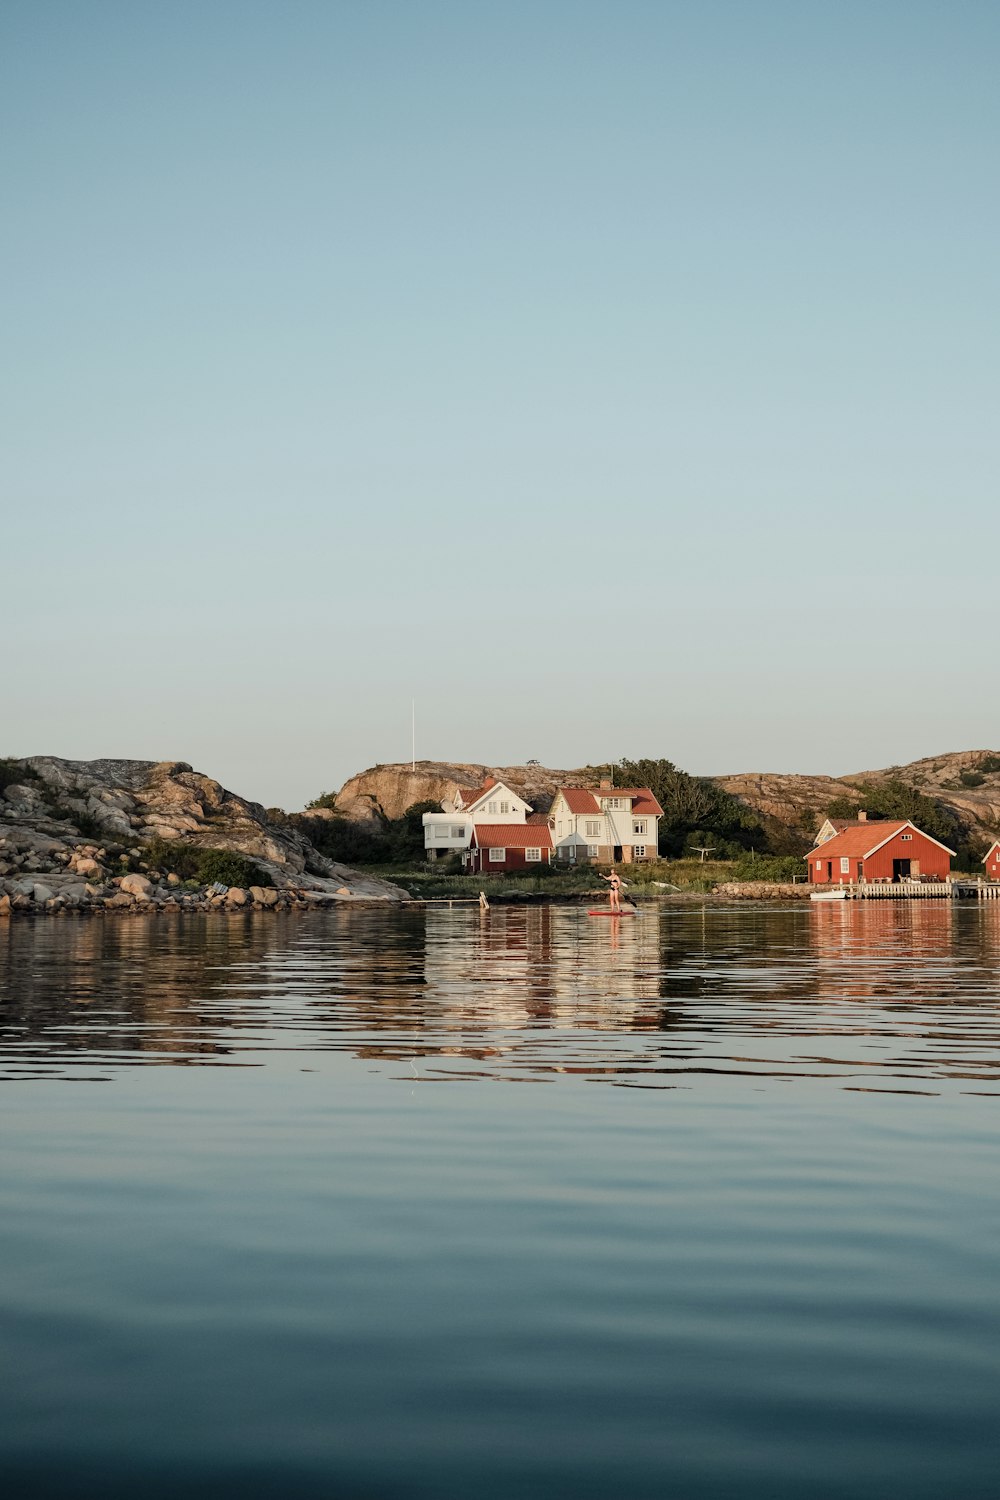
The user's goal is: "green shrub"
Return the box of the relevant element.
[731,853,804,883]
[0,758,39,794]
[141,838,267,889]
[959,770,986,788]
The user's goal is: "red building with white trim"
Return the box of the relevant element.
[465,823,553,874]
[984,840,1000,881]
[806,818,955,885]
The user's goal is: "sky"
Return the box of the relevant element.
[3,0,998,809]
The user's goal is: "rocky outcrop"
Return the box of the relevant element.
[717,751,1000,848]
[0,757,409,912]
[328,760,603,823]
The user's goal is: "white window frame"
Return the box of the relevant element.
[815,861,822,871]
[451,827,465,839]
[489,847,505,863]
[525,847,541,862]
[840,857,850,874]
[487,802,498,815]
[633,820,647,836]
[587,844,599,859]
[585,820,601,838]
[901,834,912,842]
[634,845,646,859]
[500,801,510,815]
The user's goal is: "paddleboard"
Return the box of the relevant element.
[587,909,636,917]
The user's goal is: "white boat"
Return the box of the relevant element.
[810,888,849,901]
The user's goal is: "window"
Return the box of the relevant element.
[585,820,601,838]
[815,861,822,871]
[436,827,450,839]
[633,820,646,836]
[525,848,541,862]
[487,801,498,815]
[489,848,505,862]
[901,834,912,842]
[840,857,850,874]
[634,845,646,859]
[602,797,625,810]
[500,801,510,815]
[451,827,465,839]
[587,845,599,859]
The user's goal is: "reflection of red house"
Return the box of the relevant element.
[466,823,553,874]
[984,840,1000,880]
[806,820,955,885]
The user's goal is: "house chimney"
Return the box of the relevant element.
[858,810,867,822]
[600,779,612,791]
[483,776,496,789]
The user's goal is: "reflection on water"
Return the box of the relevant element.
[4,904,1000,1500]
[3,902,1000,1090]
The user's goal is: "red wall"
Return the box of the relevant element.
[986,847,1000,880]
[808,828,950,884]
[468,846,551,874]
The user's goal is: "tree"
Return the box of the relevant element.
[616,757,767,858]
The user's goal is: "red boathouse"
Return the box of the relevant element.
[465,823,553,874]
[984,840,1000,881]
[806,819,955,885]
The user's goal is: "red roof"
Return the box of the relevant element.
[555,786,663,817]
[557,788,601,814]
[472,823,553,849]
[455,784,491,808]
[615,788,664,817]
[807,820,955,860]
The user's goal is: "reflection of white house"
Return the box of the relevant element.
[549,781,662,864]
[423,777,532,861]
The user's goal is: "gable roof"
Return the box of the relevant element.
[612,788,664,817]
[471,822,553,850]
[555,787,601,815]
[807,820,957,861]
[983,840,1000,862]
[457,780,528,812]
[554,786,664,818]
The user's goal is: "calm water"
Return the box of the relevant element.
[2,902,1000,1498]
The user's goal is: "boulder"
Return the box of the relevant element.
[120,873,153,897]
[32,882,55,904]
[225,887,247,907]
[0,894,10,916]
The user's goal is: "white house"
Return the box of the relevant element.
[424,777,532,861]
[549,781,662,864]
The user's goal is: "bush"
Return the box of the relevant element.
[142,837,267,889]
[0,758,39,794]
[959,770,986,788]
[979,755,1000,775]
[730,853,804,882]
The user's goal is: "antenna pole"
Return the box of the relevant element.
[411,699,415,771]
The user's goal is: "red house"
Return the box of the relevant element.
[465,823,553,874]
[806,819,955,885]
[984,840,1000,881]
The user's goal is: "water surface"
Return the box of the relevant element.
[2,903,1000,1497]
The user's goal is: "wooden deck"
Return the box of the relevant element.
[816,881,1000,901]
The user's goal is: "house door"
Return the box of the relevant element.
[613,845,623,862]
[826,862,833,881]
[892,858,911,881]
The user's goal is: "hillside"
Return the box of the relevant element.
[331,761,606,824]
[1,757,408,909]
[329,752,1000,853]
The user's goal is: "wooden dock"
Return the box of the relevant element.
[817,881,1000,901]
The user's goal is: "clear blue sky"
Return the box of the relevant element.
[4,1,998,808]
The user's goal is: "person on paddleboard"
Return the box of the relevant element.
[601,869,623,912]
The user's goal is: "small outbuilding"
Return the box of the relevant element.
[465,823,553,874]
[806,819,955,885]
[984,840,1000,881]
